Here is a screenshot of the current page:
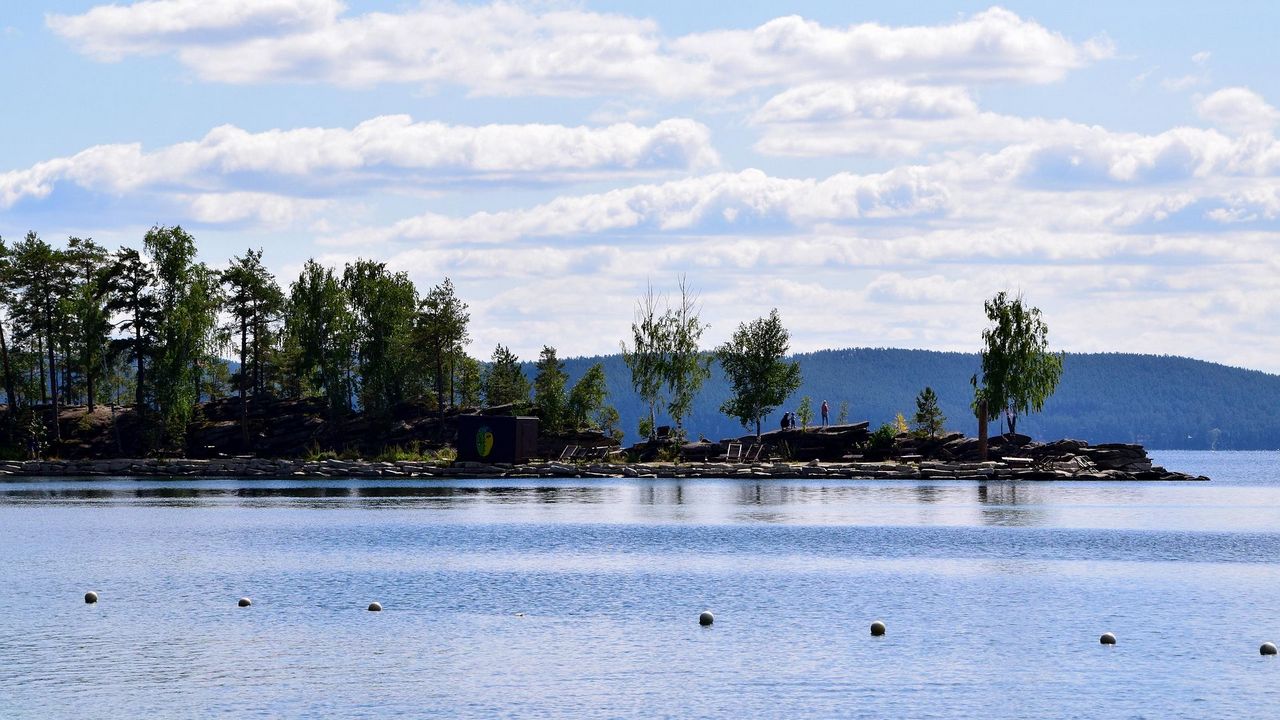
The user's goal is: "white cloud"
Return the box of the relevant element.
[184,191,330,227]
[0,116,718,209]
[46,0,341,60]
[48,3,1109,96]
[751,81,1087,157]
[1197,87,1280,135]
[1192,50,1211,66]
[343,167,950,245]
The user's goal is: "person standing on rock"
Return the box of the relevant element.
[821,400,829,427]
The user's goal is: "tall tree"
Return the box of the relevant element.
[483,344,529,407]
[621,284,665,439]
[532,346,568,433]
[104,248,159,417]
[971,291,1064,435]
[662,277,710,437]
[416,278,469,430]
[343,259,418,420]
[716,309,802,439]
[221,249,284,447]
[10,232,71,441]
[66,237,111,411]
[285,259,355,416]
[145,225,218,450]
[0,239,21,415]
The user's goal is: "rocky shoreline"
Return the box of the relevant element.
[0,454,1208,481]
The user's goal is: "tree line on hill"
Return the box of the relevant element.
[547,349,1280,449]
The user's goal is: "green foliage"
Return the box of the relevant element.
[716,309,802,438]
[567,362,610,431]
[284,259,355,416]
[343,259,418,421]
[972,291,1064,435]
[663,277,711,433]
[533,345,569,433]
[376,442,425,462]
[868,423,897,450]
[620,278,711,438]
[621,284,665,438]
[637,415,654,440]
[416,278,470,421]
[220,248,284,399]
[913,386,946,438]
[837,400,849,425]
[796,396,812,430]
[145,225,220,450]
[456,355,483,408]
[594,405,624,442]
[484,344,529,407]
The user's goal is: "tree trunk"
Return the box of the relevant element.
[977,399,988,461]
[86,346,96,412]
[36,335,46,404]
[754,417,761,440]
[45,311,60,442]
[435,346,446,441]
[134,317,145,414]
[0,320,16,409]
[239,318,249,449]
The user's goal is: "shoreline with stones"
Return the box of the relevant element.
[0,453,1209,481]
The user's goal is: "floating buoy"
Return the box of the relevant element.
[84,591,98,604]
[1100,632,1116,645]
[870,620,886,637]
[238,597,252,608]
[1261,642,1277,656]
[368,602,382,612]
[699,611,714,626]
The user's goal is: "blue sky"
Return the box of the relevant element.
[3,1,1279,371]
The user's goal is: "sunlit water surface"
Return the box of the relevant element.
[2,450,1279,718]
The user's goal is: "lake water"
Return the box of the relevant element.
[2,450,1279,718]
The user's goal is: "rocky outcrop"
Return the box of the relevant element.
[0,455,1207,481]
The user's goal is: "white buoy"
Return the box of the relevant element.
[238,597,252,608]
[1261,642,1277,656]
[368,601,382,612]
[1100,632,1116,645]
[870,620,886,637]
[699,611,714,626]
[84,591,98,604]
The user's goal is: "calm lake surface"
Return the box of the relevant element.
[2,450,1279,718]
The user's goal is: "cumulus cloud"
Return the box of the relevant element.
[751,81,1087,157]
[48,2,1109,96]
[346,167,950,245]
[0,116,717,209]
[1197,87,1280,135]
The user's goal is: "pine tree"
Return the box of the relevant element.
[533,346,568,433]
[416,278,469,430]
[913,386,946,439]
[484,344,529,407]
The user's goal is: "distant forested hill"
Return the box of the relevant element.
[545,349,1280,449]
